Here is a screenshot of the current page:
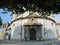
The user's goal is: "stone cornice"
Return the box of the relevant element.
[11,16,56,24]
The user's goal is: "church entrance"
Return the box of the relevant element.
[30,28,36,40]
[24,24,42,41]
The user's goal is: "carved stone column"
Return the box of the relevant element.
[36,26,40,41]
[24,26,26,41]
[26,26,30,41]
[39,26,42,40]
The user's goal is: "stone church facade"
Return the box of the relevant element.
[6,12,59,41]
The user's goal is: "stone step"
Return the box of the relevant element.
[0,40,60,45]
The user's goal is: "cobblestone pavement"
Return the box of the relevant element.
[0,40,60,45]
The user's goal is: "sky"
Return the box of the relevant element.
[0,9,60,23]
[0,9,12,23]
[54,14,60,23]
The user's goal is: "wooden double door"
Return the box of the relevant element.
[29,28,36,40]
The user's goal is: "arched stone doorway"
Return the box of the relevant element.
[29,28,36,40]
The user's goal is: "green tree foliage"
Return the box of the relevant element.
[0,0,60,14]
